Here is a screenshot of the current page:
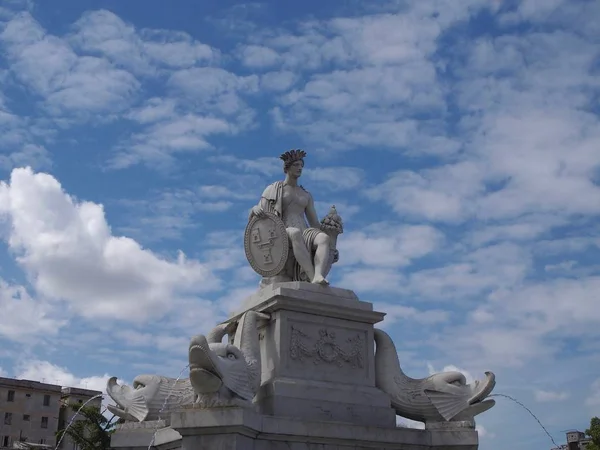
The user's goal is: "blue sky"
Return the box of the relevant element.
[0,0,599,448]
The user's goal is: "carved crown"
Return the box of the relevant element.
[280,149,307,164]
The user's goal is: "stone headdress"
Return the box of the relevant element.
[280,149,307,172]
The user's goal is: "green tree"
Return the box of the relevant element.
[56,404,118,450]
[586,417,600,450]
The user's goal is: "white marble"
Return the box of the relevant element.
[374,328,496,425]
[244,150,343,287]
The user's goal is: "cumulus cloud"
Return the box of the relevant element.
[15,360,110,393]
[0,280,65,341]
[14,359,125,414]
[0,167,220,322]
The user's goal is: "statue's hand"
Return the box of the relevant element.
[251,205,266,218]
[333,249,339,264]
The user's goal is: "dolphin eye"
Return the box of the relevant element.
[227,353,236,360]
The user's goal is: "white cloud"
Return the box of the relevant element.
[377,303,450,327]
[115,188,235,242]
[534,389,569,403]
[338,224,444,268]
[0,279,65,341]
[112,112,231,169]
[337,268,404,294]
[405,242,531,302]
[167,67,258,118]
[14,360,124,414]
[239,44,280,68]
[366,162,483,223]
[304,166,364,191]
[69,10,217,75]
[0,13,139,117]
[476,424,495,439]
[427,363,475,385]
[260,70,298,92]
[15,360,109,394]
[0,144,51,171]
[0,167,220,322]
[248,2,491,151]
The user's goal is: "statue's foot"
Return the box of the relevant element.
[312,275,329,285]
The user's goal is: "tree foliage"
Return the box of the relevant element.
[586,417,600,450]
[56,403,118,450]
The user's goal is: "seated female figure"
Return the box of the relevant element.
[249,149,332,285]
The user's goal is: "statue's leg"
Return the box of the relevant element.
[287,228,315,281]
[312,232,331,285]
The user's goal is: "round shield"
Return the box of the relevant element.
[244,212,289,277]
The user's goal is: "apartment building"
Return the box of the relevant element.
[0,378,102,449]
[0,378,62,447]
[551,430,592,450]
[58,387,102,450]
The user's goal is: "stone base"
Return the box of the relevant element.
[170,407,479,450]
[228,282,396,427]
[110,420,181,450]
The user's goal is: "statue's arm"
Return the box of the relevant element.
[305,193,321,229]
[248,196,268,220]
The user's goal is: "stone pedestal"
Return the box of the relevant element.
[110,420,181,450]
[110,283,481,450]
[170,407,479,450]
[229,282,396,427]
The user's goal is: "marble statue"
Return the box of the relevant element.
[374,329,496,424]
[189,310,269,407]
[245,149,343,286]
[106,375,195,422]
[105,311,266,421]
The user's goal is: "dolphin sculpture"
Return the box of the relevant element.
[106,375,195,422]
[105,310,268,421]
[374,328,496,424]
[189,310,269,407]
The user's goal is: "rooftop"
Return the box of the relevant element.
[0,377,62,393]
[0,376,103,397]
[61,386,103,397]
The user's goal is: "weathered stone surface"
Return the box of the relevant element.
[227,282,395,427]
[110,420,181,450]
[169,407,479,450]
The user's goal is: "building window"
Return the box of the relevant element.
[4,412,12,425]
[43,394,50,406]
[23,414,30,421]
[41,416,48,429]
[7,390,14,402]
[3,436,9,447]
[39,439,46,444]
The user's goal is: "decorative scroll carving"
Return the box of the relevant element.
[289,326,364,368]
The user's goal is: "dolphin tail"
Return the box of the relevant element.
[106,377,149,422]
[424,389,471,421]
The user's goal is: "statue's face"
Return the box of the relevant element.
[288,160,304,178]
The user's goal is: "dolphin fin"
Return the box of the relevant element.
[124,394,150,422]
[221,362,254,401]
[424,390,470,421]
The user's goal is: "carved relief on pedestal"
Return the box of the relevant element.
[289,325,364,368]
